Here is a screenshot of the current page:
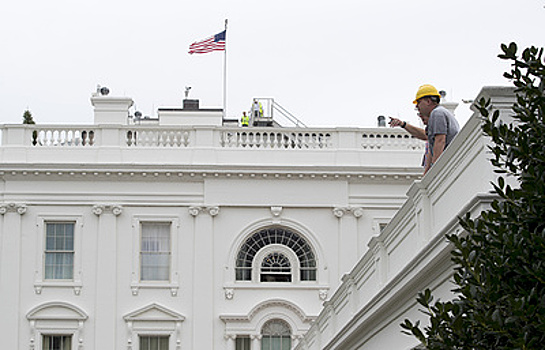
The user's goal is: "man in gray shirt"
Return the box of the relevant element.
[389,84,460,174]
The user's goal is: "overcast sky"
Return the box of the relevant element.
[1,0,544,128]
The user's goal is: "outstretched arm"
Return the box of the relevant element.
[388,117,427,140]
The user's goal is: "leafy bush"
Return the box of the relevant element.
[400,43,545,350]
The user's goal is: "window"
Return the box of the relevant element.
[261,252,291,282]
[45,223,74,280]
[140,222,171,281]
[139,335,169,350]
[236,227,316,282]
[261,319,291,350]
[236,336,251,350]
[42,335,72,350]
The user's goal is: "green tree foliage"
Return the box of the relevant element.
[22,109,35,124]
[400,42,545,349]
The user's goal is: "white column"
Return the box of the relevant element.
[190,206,219,349]
[250,334,261,350]
[0,203,26,350]
[333,207,360,276]
[93,204,122,349]
[225,334,236,350]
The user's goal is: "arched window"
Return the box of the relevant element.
[261,252,291,282]
[235,227,316,282]
[261,319,291,350]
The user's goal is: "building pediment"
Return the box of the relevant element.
[26,301,88,321]
[123,303,185,322]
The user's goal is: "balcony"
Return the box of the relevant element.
[0,125,425,171]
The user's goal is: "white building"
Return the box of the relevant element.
[293,86,517,350]
[0,91,430,350]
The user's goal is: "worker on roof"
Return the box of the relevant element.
[251,99,263,120]
[389,84,460,175]
[241,111,249,127]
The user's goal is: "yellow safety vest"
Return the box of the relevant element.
[241,114,249,126]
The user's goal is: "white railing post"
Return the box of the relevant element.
[1,125,29,146]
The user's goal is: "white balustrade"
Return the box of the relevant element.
[1,124,422,152]
[33,127,97,147]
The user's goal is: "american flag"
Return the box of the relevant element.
[188,30,226,55]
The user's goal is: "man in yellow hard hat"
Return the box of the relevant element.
[389,84,460,174]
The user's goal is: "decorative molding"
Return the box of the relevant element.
[123,303,185,350]
[0,202,27,215]
[333,206,364,218]
[319,289,329,301]
[333,207,346,218]
[188,206,201,216]
[189,206,220,217]
[351,207,364,218]
[92,204,123,216]
[207,206,220,217]
[224,288,234,300]
[27,302,88,350]
[271,206,283,217]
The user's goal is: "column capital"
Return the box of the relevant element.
[333,206,364,218]
[189,206,220,217]
[0,203,27,215]
[92,204,123,216]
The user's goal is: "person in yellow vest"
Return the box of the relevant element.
[241,111,249,127]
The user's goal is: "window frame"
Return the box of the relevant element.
[254,244,299,283]
[34,215,83,295]
[139,334,170,350]
[26,301,87,350]
[235,336,251,350]
[261,319,292,350]
[44,222,75,281]
[235,227,318,284]
[140,222,172,282]
[130,216,180,296]
[42,334,73,350]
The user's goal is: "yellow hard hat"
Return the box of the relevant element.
[413,84,441,104]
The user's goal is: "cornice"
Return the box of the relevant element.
[0,168,421,182]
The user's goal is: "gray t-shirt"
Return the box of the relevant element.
[426,105,460,157]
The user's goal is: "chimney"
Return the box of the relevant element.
[91,89,133,125]
[183,99,200,110]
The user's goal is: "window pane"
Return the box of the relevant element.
[45,223,75,280]
[236,337,251,350]
[43,335,72,350]
[141,223,171,281]
[139,335,169,350]
[236,227,316,281]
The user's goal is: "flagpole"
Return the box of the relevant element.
[223,19,228,120]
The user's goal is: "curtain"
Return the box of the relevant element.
[141,223,171,281]
[140,335,169,350]
[45,223,74,280]
[43,335,71,350]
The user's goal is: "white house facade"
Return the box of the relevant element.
[293,86,517,350]
[0,91,432,350]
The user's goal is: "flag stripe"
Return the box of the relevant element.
[189,30,226,55]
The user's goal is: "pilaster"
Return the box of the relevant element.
[0,202,27,350]
[93,204,123,348]
[189,205,219,349]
